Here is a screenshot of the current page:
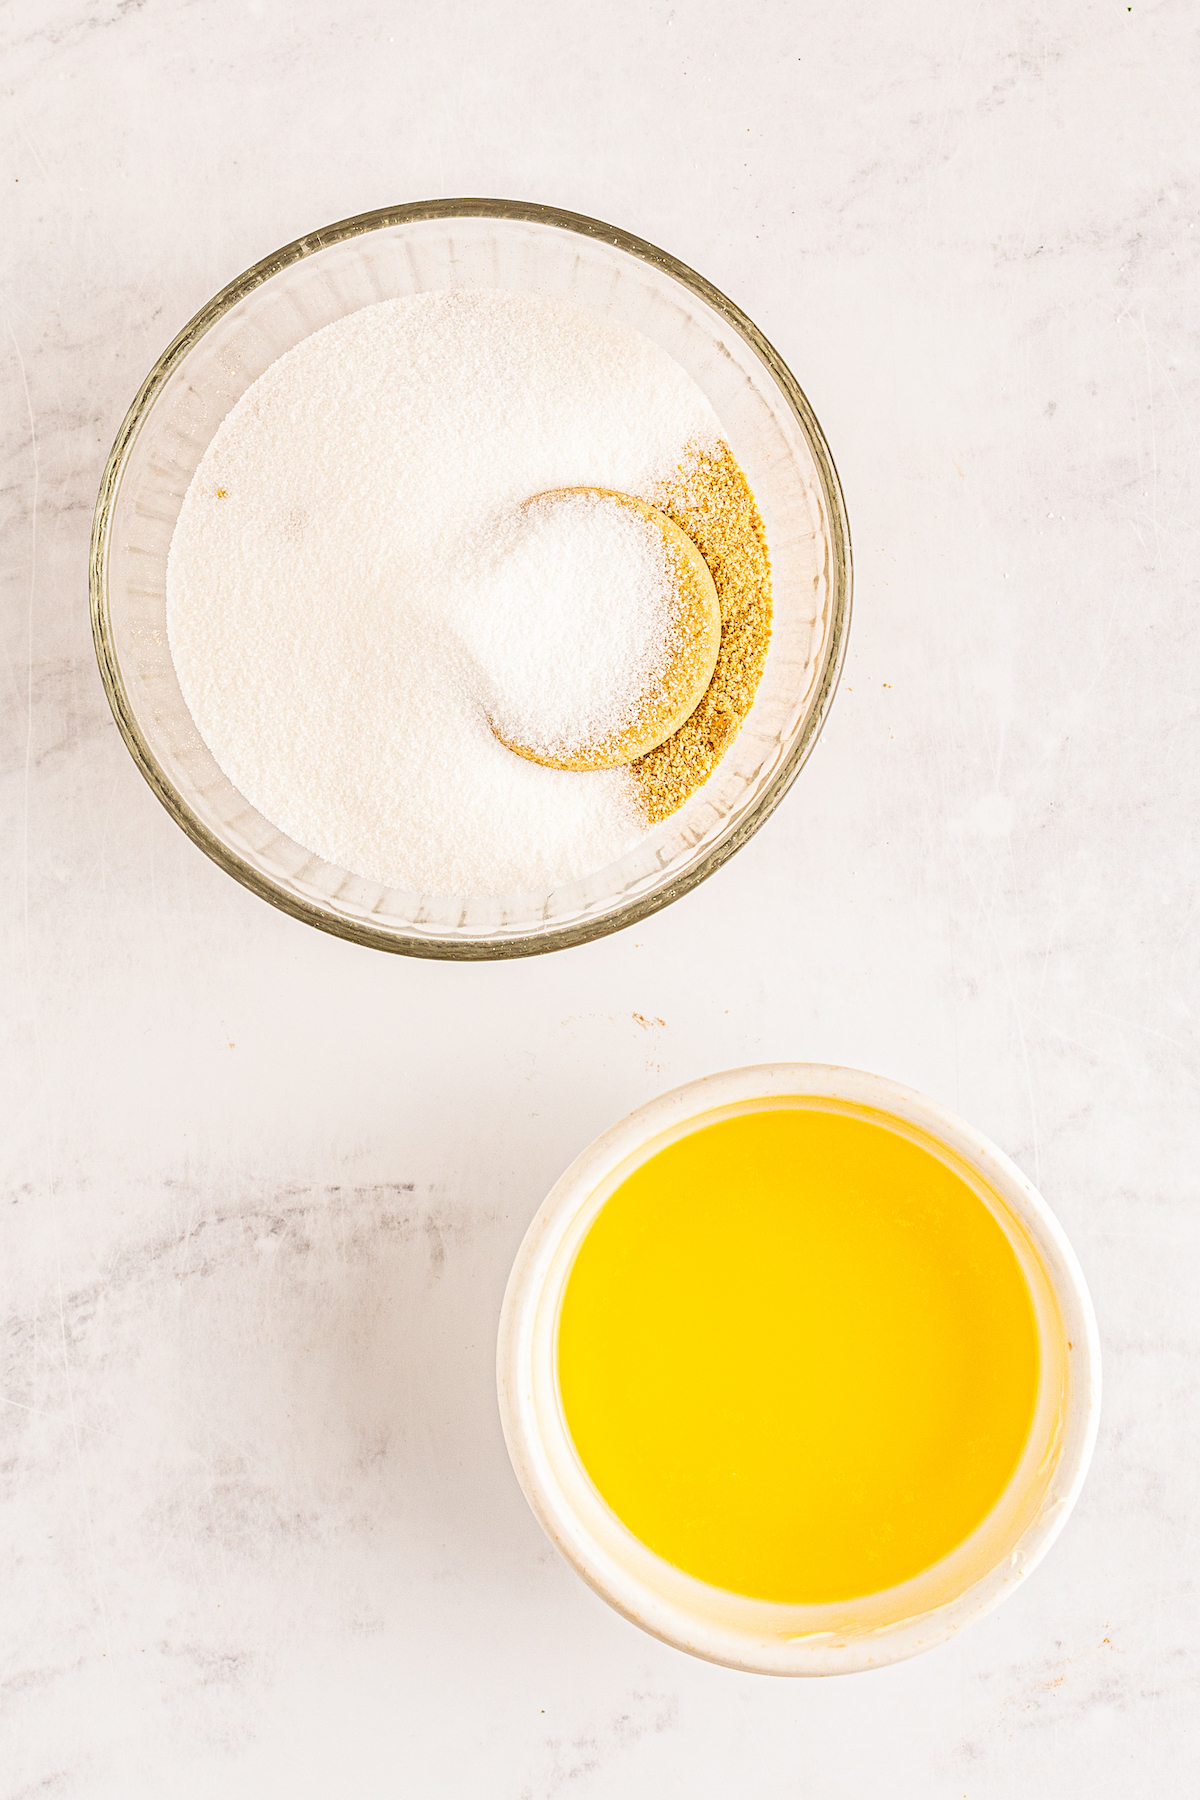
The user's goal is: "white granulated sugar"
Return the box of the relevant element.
[461,492,677,760]
[166,289,721,896]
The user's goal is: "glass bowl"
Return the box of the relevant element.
[497,1065,1101,1675]
[90,200,851,958]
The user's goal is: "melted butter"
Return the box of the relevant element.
[557,1107,1040,1604]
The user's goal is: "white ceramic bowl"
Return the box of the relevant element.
[90,200,850,959]
[497,1064,1100,1676]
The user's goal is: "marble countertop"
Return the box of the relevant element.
[2,1,1197,1793]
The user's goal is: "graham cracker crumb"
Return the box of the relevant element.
[631,441,772,824]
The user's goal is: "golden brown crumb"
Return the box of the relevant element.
[630,441,772,824]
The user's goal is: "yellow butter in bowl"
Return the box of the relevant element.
[557,1107,1040,1604]
[498,1066,1099,1674]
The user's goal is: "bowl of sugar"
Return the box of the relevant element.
[91,200,850,957]
[497,1065,1100,1674]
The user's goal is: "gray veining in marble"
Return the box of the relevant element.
[2,0,1198,1793]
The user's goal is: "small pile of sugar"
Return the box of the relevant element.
[167,290,722,897]
[460,491,678,763]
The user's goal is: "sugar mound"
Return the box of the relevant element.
[462,491,678,762]
[166,289,721,897]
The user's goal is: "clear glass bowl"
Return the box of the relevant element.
[90,201,851,958]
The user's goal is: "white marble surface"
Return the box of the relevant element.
[2,0,1197,1792]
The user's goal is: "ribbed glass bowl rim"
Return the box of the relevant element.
[89,198,853,959]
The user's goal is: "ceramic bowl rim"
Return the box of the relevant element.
[496,1062,1101,1675]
